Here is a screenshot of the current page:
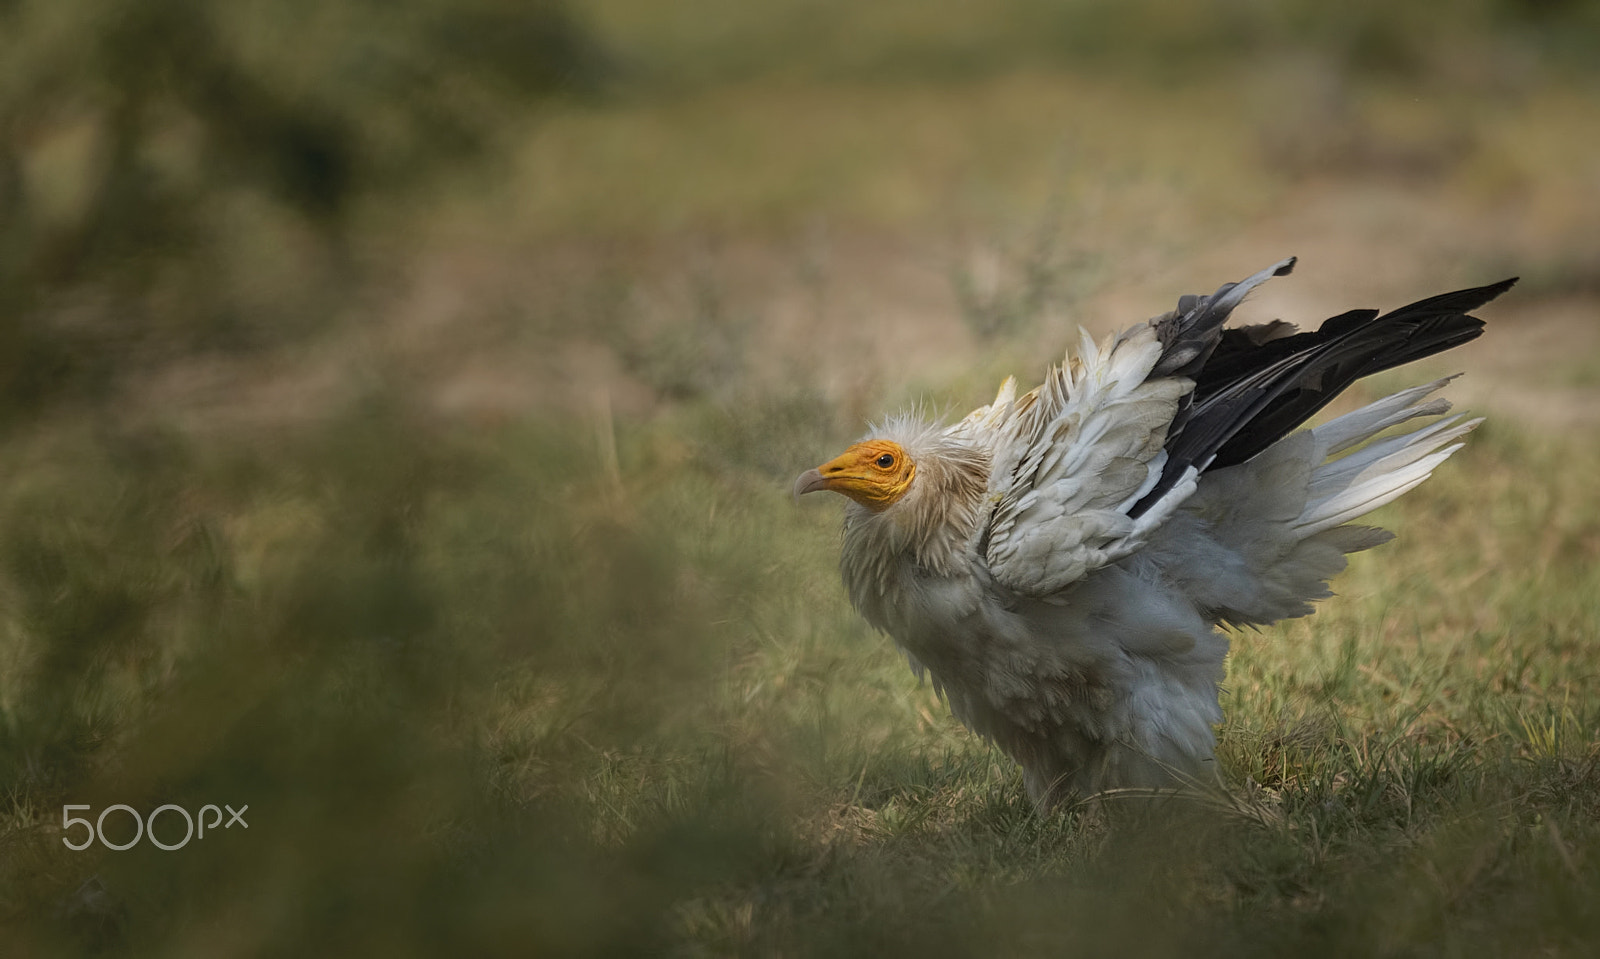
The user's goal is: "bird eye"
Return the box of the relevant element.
[876,453,895,469]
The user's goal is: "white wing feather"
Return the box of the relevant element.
[980,325,1195,597]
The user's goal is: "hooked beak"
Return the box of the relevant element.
[792,467,828,502]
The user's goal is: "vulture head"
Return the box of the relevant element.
[794,418,992,588]
[793,440,916,510]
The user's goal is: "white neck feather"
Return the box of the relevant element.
[838,417,991,614]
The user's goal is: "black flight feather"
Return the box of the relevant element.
[1130,268,1516,519]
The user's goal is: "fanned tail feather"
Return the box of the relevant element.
[1148,369,1490,630]
[1297,385,1483,537]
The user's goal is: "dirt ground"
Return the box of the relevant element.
[126,175,1599,444]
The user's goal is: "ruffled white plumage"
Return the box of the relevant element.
[811,263,1508,806]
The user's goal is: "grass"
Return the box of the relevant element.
[0,361,1595,956]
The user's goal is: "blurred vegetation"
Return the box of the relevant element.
[583,0,1600,90]
[2,372,1597,956]
[0,0,1598,955]
[0,0,603,417]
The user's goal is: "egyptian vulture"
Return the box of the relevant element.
[795,258,1513,808]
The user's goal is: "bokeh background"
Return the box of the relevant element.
[2,1,1598,955]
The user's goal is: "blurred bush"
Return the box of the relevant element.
[0,387,834,953]
[0,0,605,420]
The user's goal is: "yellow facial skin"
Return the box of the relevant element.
[793,440,916,511]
